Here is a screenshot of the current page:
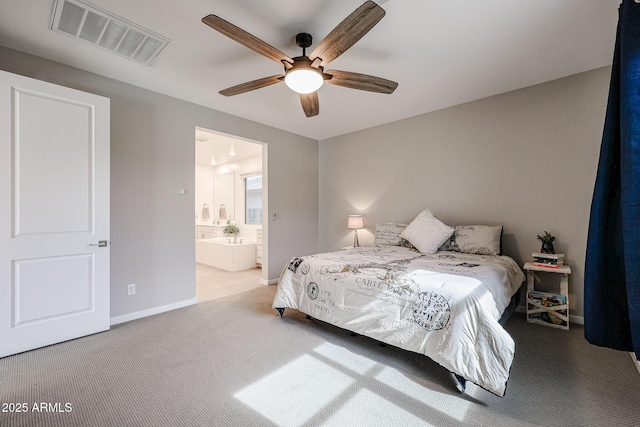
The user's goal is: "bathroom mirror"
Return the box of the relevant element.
[214,172,235,220]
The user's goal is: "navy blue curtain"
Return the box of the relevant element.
[585,0,640,360]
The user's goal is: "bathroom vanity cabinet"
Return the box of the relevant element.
[196,225,227,239]
[256,228,262,266]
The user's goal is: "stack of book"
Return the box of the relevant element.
[527,290,568,326]
[532,252,565,268]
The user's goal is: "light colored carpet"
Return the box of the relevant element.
[1,285,639,427]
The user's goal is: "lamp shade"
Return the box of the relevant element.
[347,215,364,230]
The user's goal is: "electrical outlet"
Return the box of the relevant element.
[127,283,136,296]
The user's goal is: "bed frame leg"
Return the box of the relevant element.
[451,373,467,393]
[275,308,285,317]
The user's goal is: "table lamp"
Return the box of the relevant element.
[348,215,364,247]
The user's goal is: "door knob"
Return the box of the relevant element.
[88,240,108,247]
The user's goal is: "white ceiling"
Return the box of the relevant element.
[195,127,262,167]
[0,0,619,140]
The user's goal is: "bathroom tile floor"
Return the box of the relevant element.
[196,263,263,302]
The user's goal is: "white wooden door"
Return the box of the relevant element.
[0,70,110,358]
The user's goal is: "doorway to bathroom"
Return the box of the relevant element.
[194,127,266,302]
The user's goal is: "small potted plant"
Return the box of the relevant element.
[224,224,239,236]
[224,224,240,243]
[536,231,556,254]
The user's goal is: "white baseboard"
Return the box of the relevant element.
[632,353,640,375]
[569,314,585,325]
[110,297,198,326]
[261,278,279,285]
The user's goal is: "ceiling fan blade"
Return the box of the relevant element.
[219,75,284,96]
[325,70,398,94]
[203,14,293,65]
[299,92,319,117]
[309,1,385,67]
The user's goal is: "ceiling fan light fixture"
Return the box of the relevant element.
[285,68,324,94]
[203,1,395,116]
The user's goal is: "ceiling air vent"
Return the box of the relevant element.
[50,0,169,65]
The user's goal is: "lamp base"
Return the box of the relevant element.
[353,230,359,247]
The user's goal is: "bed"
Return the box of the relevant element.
[272,210,525,397]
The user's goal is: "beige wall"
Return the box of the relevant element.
[0,45,318,319]
[319,67,611,320]
[0,43,611,322]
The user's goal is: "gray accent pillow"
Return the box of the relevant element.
[438,233,461,252]
[374,223,407,246]
[454,225,502,255]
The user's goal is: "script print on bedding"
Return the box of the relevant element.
[273,245,525,397]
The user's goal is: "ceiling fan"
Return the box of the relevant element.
[202,0,398,118]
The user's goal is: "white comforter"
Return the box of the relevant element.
[272,245,525,396]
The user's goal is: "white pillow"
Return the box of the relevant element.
[374,223,407,246]
[399,209,454,254]
[454,225,502,255]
